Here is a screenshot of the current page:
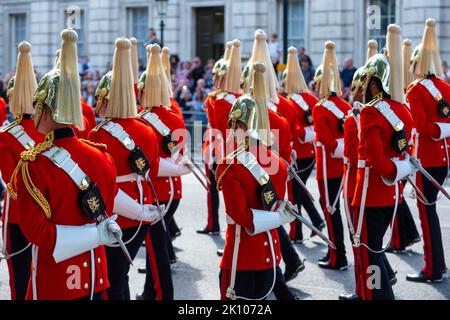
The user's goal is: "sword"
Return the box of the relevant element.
[283,202,336,249]
[286,162,315,202]
[408,155,450,200]
[406,176,430,204]
[176,153,209,191]
[111,228,134,266]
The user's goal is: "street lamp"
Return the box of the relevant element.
[155,0,169,47]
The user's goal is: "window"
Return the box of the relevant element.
[127,7,149,63]
[287,0,305,49]
[64,9,86,56]
[9,13,27,69]
[367,0,396,50]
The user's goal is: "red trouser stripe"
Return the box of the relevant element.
[205,164,214,231]
[391,213,401,250]
[318,179,337,267]
[144,233,163,300]
[416,172,434,278]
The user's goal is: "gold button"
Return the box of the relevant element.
[84,283,89,290]
[83,262,88,268]
[175,178,178,181]
[97,258,101,264]
[266,258,271,264]
[144,197,148,201]
[274,240,278,245]
[99,279,104,285]
[166,179,169,183]
[264,241,268,247]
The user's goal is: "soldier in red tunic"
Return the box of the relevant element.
[198,40,238,235]
[353,25,413,300]
[137,44,190,300]
[281,46,324,245]
[9,29,122,300]
[312,41,351,270]
[0,41,44,300]
[406,19,449,283]
[0,97,8,127]
[216,62,293,300]
[88,38,163,300]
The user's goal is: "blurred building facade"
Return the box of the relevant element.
[1,0,449,74]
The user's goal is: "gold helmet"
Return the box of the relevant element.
[350,66,366,100]
[315,41,342,98]
[95,71,112,112]
[361,53,391,95]
[7,41,37,117]
[34,29,83,129]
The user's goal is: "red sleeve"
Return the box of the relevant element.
[360,107,396,180]
[221,167,256,230]
[344,117,359,165]
[82,101,97,130]
[0,135,18,183]
[313,106,338,151]
[103,153,118,213]
[16,161,57,250]
[407,87,440,139]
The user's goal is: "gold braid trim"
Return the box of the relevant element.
[8,132,54,218]
[79,139,108,151]
[215,142,248,191]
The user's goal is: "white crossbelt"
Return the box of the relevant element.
[101,121,135,151]
[7,124,35,150]
[322,100,344,120]
[140,111,171,137]
[236,151,270,186]
[372,100,404,132]
[223,93,237,105]
[290,93,310,112]
[267,100,278,112]
[420,79,444,102]
[42,146,90,191]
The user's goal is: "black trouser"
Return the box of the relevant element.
[291,158,323,240]
[76,292,104,301]
[363,206,396,300]
[163,200,180,261]
[105,224,150,300]
[219,268,274,300]
[319,178,347,266]
[278,226,301,268]
[5,223,31,300]
[416,166,447,278]
[142,218,174,300]
[205,163,220,231]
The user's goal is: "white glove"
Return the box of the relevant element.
[53,215,122,263]
[434,122,450,140]
[247,201,295,236]
[158,157,191,177]
[332,138,344,159]
[382,158,417,186]
[300,126,316,144]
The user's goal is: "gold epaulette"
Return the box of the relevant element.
[8,134,54,219]
[317,97,328,107]
[366,97,381,107]
[91,118,112,132]
[80,139,108,152]
[215,144,248,191]
[0,116,22,133]
[209,89,222,99]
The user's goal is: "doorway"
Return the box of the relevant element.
[195,6,225,63]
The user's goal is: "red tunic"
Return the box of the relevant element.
[170,97,183,117]
[352,99,413,207]
[343,114,359,200]
[313,95,352,180]
[81,97,97,130]
[14,128,117,300]
[0,98,7,125]
[268,108,292,163]
[406,76,450,168]
[139,107,186,202]
[72,115,92,140]
[0,118,44,224]
[88,118,160,229]
[289,92,319,160]
[275,94,301,144]
[217,144,286,270]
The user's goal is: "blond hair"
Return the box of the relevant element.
[386,24,405,103]
[247,30,279,103]
[285,47,309,94]
[223,39,242,93]
[130,37,139,84]
[105,38,137,119]
[143,45,171,108]
[10,42,36,116]
[416,18,443,77]
[252,62,272,147]
[55,29,83,129]
[367,40,378,61]
[402,39,413,90]
[319,41,342,98]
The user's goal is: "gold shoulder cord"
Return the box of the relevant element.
[215,139,249,191]
[0,114,23,133]
[8,131,55,219]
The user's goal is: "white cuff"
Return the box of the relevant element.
[157,157,190,177]
[247,209,282,236]
[434,122,450,140]
[113,189,143,221]
[332,139,344,159]
[300,127,316,144]
[53,224,100,263]
[382,159,414,186]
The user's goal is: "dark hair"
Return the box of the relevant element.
[365,76,390,102]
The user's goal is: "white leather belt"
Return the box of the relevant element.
[343,157,349,165]
[322,100,344,119]
[8,124,35,150]
[291,94,310,112]
[102,121,135,151]
[43,146,90,191]
[357,160,366,169]
[140,111,171,137]
[420,79,443,102]
[116,173,141,184]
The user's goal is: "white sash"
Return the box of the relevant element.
[101,121,135,151]
[322,100,344,120]
[291,93,310,112]
[372,100,404,132]
[420,79,444,102]
[5,124,35,150]
[140,111,171,137]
